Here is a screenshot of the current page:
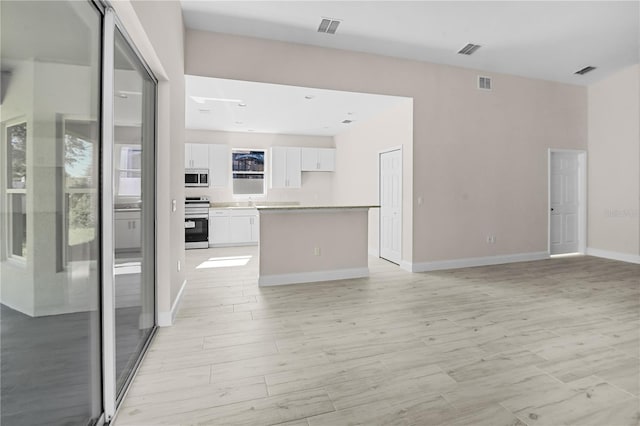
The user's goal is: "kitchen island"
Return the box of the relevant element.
[256,205,379,286]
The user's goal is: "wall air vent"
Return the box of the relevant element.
[341,119,353,124]
[478,75,492,91]
[575,66,596,75]
[458,43,481,55]
[318,18,341,34]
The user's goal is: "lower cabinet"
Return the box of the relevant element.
[114,210,141,250]
[209,208,259,246]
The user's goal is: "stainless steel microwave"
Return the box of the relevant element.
[185,169,209,187]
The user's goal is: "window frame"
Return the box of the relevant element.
[4,119,28,263]
[231,148,267,198]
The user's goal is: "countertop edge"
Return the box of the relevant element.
[255,205,380,211]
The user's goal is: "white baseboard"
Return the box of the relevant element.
[157,279,187,327]
[368,247,380,257]
[586,248,640,264]
[400,260,413,272]
[259,267,369,286]
[406,251,550,273]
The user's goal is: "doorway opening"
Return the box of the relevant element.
[548,149,587,256]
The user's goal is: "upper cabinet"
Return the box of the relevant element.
[301,147,336,172]
[209,144,229,187]
[270,147,301,188]
[185,143,209,169]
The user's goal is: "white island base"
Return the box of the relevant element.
[257,206,378,286]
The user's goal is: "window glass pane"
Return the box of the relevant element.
[7,123,27,189]
[113,28,156,401]
[232,150,265,195]
[233,174,265,195]
[232,150,264,172]
[1,1,103,424]
[10,193,26,257]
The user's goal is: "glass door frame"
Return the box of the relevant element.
[101,5,159,422]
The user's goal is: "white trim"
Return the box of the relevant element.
[400,260,413,272]
[158,279,187,326]
[259,267,369,286]
[405,251,550,273]
[368,246,379,257]
[101,7,117,422]
[586,248,640,264]
[548,149,587,255]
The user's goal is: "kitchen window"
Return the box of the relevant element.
[6,121,27,259]
[232,149,265,196]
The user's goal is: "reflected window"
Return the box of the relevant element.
[62,120,98,263]
[7,122,26,189]
[9,193,26,258]
[117,145,141,197]
[6,122,27,258]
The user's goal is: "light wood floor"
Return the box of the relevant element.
[116,247,640,425]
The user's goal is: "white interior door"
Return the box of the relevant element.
[380,149,402,264]
[550,151,580,254]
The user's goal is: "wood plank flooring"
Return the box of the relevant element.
[115,247,640,425]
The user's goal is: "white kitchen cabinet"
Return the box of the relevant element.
[230,216,252,243]
[301,148,336,171]
[185,143,209,169]
[209,208,259,246]
[208,144,229,187]
[114,211,141,250]
[209,209,230,245]
[270,147,301,188]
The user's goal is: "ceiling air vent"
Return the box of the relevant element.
[318,18,341,34]
[478,75,492,91]
[575,66,596,75]
[458,43,481,55]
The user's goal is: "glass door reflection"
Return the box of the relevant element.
[112,28,156,398]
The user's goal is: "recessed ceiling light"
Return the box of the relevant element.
[198,108,211,113]
[458,43,481,55]
[574,66,597,75]
[304,95,315,100]
[238,102,247,107]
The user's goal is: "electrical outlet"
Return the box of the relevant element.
[172,199,177,212]
[486,235,496,244]
[314,247,321,256]
[177,260,181,271]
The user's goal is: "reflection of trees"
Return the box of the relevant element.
[65,134,92,169]
[64,134,95,244]
[8,123,26,184]
[69,193,95,229]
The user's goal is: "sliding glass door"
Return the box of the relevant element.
[0,1,103,424]
[111,26,157,401]
[1,1,158,423]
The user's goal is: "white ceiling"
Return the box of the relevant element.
[181,1,640,86]
[185,75,409,135]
